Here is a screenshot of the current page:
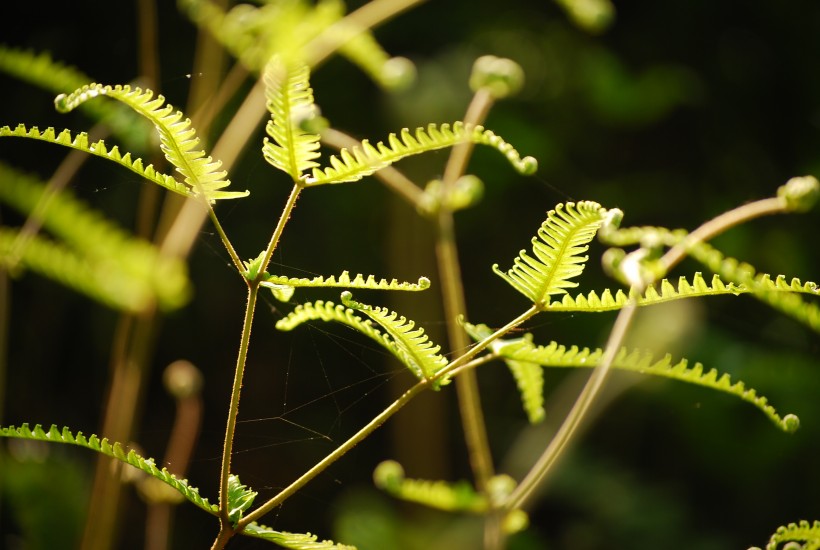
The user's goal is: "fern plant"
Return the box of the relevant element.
[1,1,818,550]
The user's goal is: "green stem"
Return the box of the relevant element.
[259,183,302,274]
[207,206,244,274]
[504,300,640,511]
[218,283,258,524]
[436,86,496,504]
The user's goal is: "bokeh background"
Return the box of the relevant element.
[2,1,819,548]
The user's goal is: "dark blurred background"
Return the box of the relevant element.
[1,1,819,549]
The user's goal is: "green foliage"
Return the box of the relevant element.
[306,122,537,186]
[493,201,611,307]
[227,474,257,524]
[260,271,430,301]
[262,58,323,182]
[0,424,217,514]
[54,83,248,202]
[751,520,820,550]
[276,294,449,387]
[243,522,356,549]
[0,162,190,311]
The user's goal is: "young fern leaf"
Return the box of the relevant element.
[53,83,248,202]
[242,522,355,549]
[0,124,191,198]
[494,201,610,307]
[227,474,257,525]
[373,460,488,514]
[687,241,820,333]
[260,271,430,302]
[469,323,798,432]
[306,122,538,186]
[0,162,190,311]
[752,520,820,550]
[543,272,744,312]
[262,58,322,182]
[0,424,217,514]
[340,291,449,387]
[276,297,449,387]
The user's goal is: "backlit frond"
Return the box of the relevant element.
[493,202,609,307]
[54,83,248,202]
[0,124,189,197]
[373,460,488,513]
[754,520,820,550]
[243,522,355,549]
[260,271,430,299]
[492,334,798,432]
[0,424,216,514]
[341,292,448,386]
[306,122,537,186]
[262,58,322,181]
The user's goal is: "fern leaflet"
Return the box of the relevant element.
[753,520,820,550]
[54,83,248,202]
[306,122,537,186]
[373,460,488,514]
[243,522,355,549]
[0,424,217,514]
[262,58,322,182]
[276,297,448,386]
[260,271,430,301]
[475,325,798,432]
[493,201,609,307]
[0,124,191,198]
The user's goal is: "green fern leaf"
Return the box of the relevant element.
[0,124,192,198]
[0,424,217,514]
[228,474,257,525]
[53,83,248,202]
[688,241,820,333]
[0,162,190,311]
[262,58,322,182]
[373,460,488,513]
[340,292,449,386]
[275,297,448,386]
[543,272,744,312]
[260,270,430,301]
[754,520,820,550]
[486,331,798,432]
[243,522,355,549]
[493,201,609,307]
[306,122,537,186]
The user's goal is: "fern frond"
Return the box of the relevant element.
[755,520,820,550]
[0,163,190,311]
[243,522,355,549]
[0,124,190,197]
[0,424,217,514]
[260,271,430,294]
[688,241,820,333]
[373,460,487,513]
[262,58,322,181]
[491,334,798,432]
[276,298,448,385]
[306,122,537,186]
[341,292,449,385]
[0,46,150,150]
[54,83,248,202]
[543,272,744,312]
[493,201,608,307]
